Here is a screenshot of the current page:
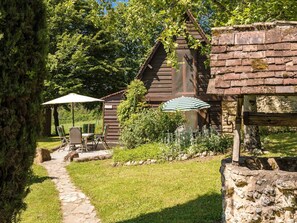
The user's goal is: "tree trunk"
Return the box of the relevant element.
[42,107,52,136]
[53,105,59,135]
[243,95,261,152]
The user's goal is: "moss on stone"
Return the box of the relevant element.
[251,59,268,71]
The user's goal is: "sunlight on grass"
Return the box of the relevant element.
[262,132,297,157]
[20,165,62,223]
[67,157,223,223]
[37,136,61,151]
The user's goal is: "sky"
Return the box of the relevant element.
[112,0,128,7]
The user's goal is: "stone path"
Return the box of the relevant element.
[41,150,110,223]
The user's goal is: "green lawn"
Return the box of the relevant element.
[262,132,297,157]
[67,156,223,223]
[37,136,61,151]
[25,132,296,223]
[20,165,62,223]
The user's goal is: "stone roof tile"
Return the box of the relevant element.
[208,21,297,95]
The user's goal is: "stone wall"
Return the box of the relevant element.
[257,95,297,113]
[221,157,297,223]
[222,100,237,134]
[220,96,297,134]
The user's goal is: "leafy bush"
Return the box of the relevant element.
[163,127,233,156]
[113,143,166,162]
[199,134,233,154]
[120,108,185,148]
[115,130,232,164]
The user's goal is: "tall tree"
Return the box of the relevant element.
[44,0,128,133]
[0,0,47,221]
[104,2,160,82]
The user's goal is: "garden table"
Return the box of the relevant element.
[82,133,95,151]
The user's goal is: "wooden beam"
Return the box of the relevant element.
[232,96,243,165]
[244,112,297,126]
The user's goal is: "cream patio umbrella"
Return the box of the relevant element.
[42,93,104,126]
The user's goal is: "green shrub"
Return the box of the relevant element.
[163,127,233,156]
[194,133,233,154]
[120,108,185,148]
[113,143,166,162]
[0,1,47,221]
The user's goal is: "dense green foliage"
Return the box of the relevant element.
[120,108,185,149]
[20,165,62,223]
[0,0,47,221]
[117,79,148,127]
[67,157,222,223]
[189,131,233,154]
[44,0,128,101]
[108,0,297,68]
[117,129,231,163]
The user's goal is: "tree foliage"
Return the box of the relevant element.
[108,0,297,70]
[0,0,47,221]
[44,0,128,101]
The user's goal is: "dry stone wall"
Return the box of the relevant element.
[221,158,297,223]
[257,95,297,113]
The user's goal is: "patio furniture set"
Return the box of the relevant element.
[57,124,109,152]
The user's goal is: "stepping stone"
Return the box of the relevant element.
[41,150,101,223]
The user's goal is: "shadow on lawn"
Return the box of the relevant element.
[28,174,56,186]
[117,193,222,223]
[263,133,297,157]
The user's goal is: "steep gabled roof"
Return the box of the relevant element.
[100,90,125,100]
[186,10,210,45]
[102,11,209,100]
[136,10,209,79]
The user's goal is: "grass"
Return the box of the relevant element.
[262,132,297,157]
[28,132,296,223]
[20,165,62,223]
[37,136,61,151]
[113,143,166,162]
[67,156,223,223]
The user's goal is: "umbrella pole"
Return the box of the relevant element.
[71,102,75,126]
